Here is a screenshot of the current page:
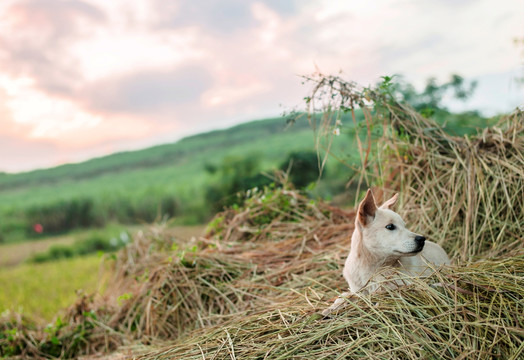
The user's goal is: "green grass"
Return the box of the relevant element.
[0,223,132,267]
[0,255,104,322]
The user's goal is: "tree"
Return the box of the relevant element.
[389,74,477,117]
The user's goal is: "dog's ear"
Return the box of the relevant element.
[380,193,398,210]
[357,189,377,226]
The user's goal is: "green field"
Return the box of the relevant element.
[0,255,103,322]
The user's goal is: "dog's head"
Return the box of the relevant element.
[356,189,425,259]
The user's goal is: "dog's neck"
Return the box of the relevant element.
[344,225,400,293]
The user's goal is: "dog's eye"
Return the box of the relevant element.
[385,224,396,231]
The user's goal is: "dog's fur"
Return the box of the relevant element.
[323,189,450,315]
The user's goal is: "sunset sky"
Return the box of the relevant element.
[1,0,523,173]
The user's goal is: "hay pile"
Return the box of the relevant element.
[378,106,523,261]
[139,255,524,360]
[97,187,353,340]
[305,74,524,261]
[2,76,523,359]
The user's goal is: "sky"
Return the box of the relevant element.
[0,0,523,173]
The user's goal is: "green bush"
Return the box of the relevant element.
[31,245,75,263]
[204,155,273,213]
[279,151,319,188]
[29,231,130,263]
[75,235,114,255]
[106,194,180,224]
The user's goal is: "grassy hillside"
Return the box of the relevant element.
[0,118,308,190]
[0,117,310,190]
[0,116,349,243]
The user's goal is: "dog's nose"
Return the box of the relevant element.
[415,236,426,246]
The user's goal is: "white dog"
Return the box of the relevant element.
[323,189,450,315]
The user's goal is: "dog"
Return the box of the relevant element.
[323,189,450,315]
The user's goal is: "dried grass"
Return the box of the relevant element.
[133,76,524,360]
[138,255,524,360]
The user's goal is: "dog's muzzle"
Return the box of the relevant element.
[414,235,426,252]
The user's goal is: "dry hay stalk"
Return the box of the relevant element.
[303,73,524,262]
[383,105,523,261]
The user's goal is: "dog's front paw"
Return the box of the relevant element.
[322,291,353,317]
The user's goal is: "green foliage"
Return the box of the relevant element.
[0,309,103,358]
[205,155,273,213]
[31,245,75,262]
[387,73,478,116]
[245,185,306,226]
[117,293,133,305]
[0,322,27,357]
[29,231,130,263]
[280,151,320,188]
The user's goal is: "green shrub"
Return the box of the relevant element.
[279,151,319,188]
[204,155,273,213]
[75,235,113,255]
[29,231,130,263]
[106,194,180,224]
[31,245,75,263]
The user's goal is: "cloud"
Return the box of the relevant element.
[0,0,106,94]
[149,0,296,33]
[0,135,61,172]
[81,65,213,115]
[152,0,254,33]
